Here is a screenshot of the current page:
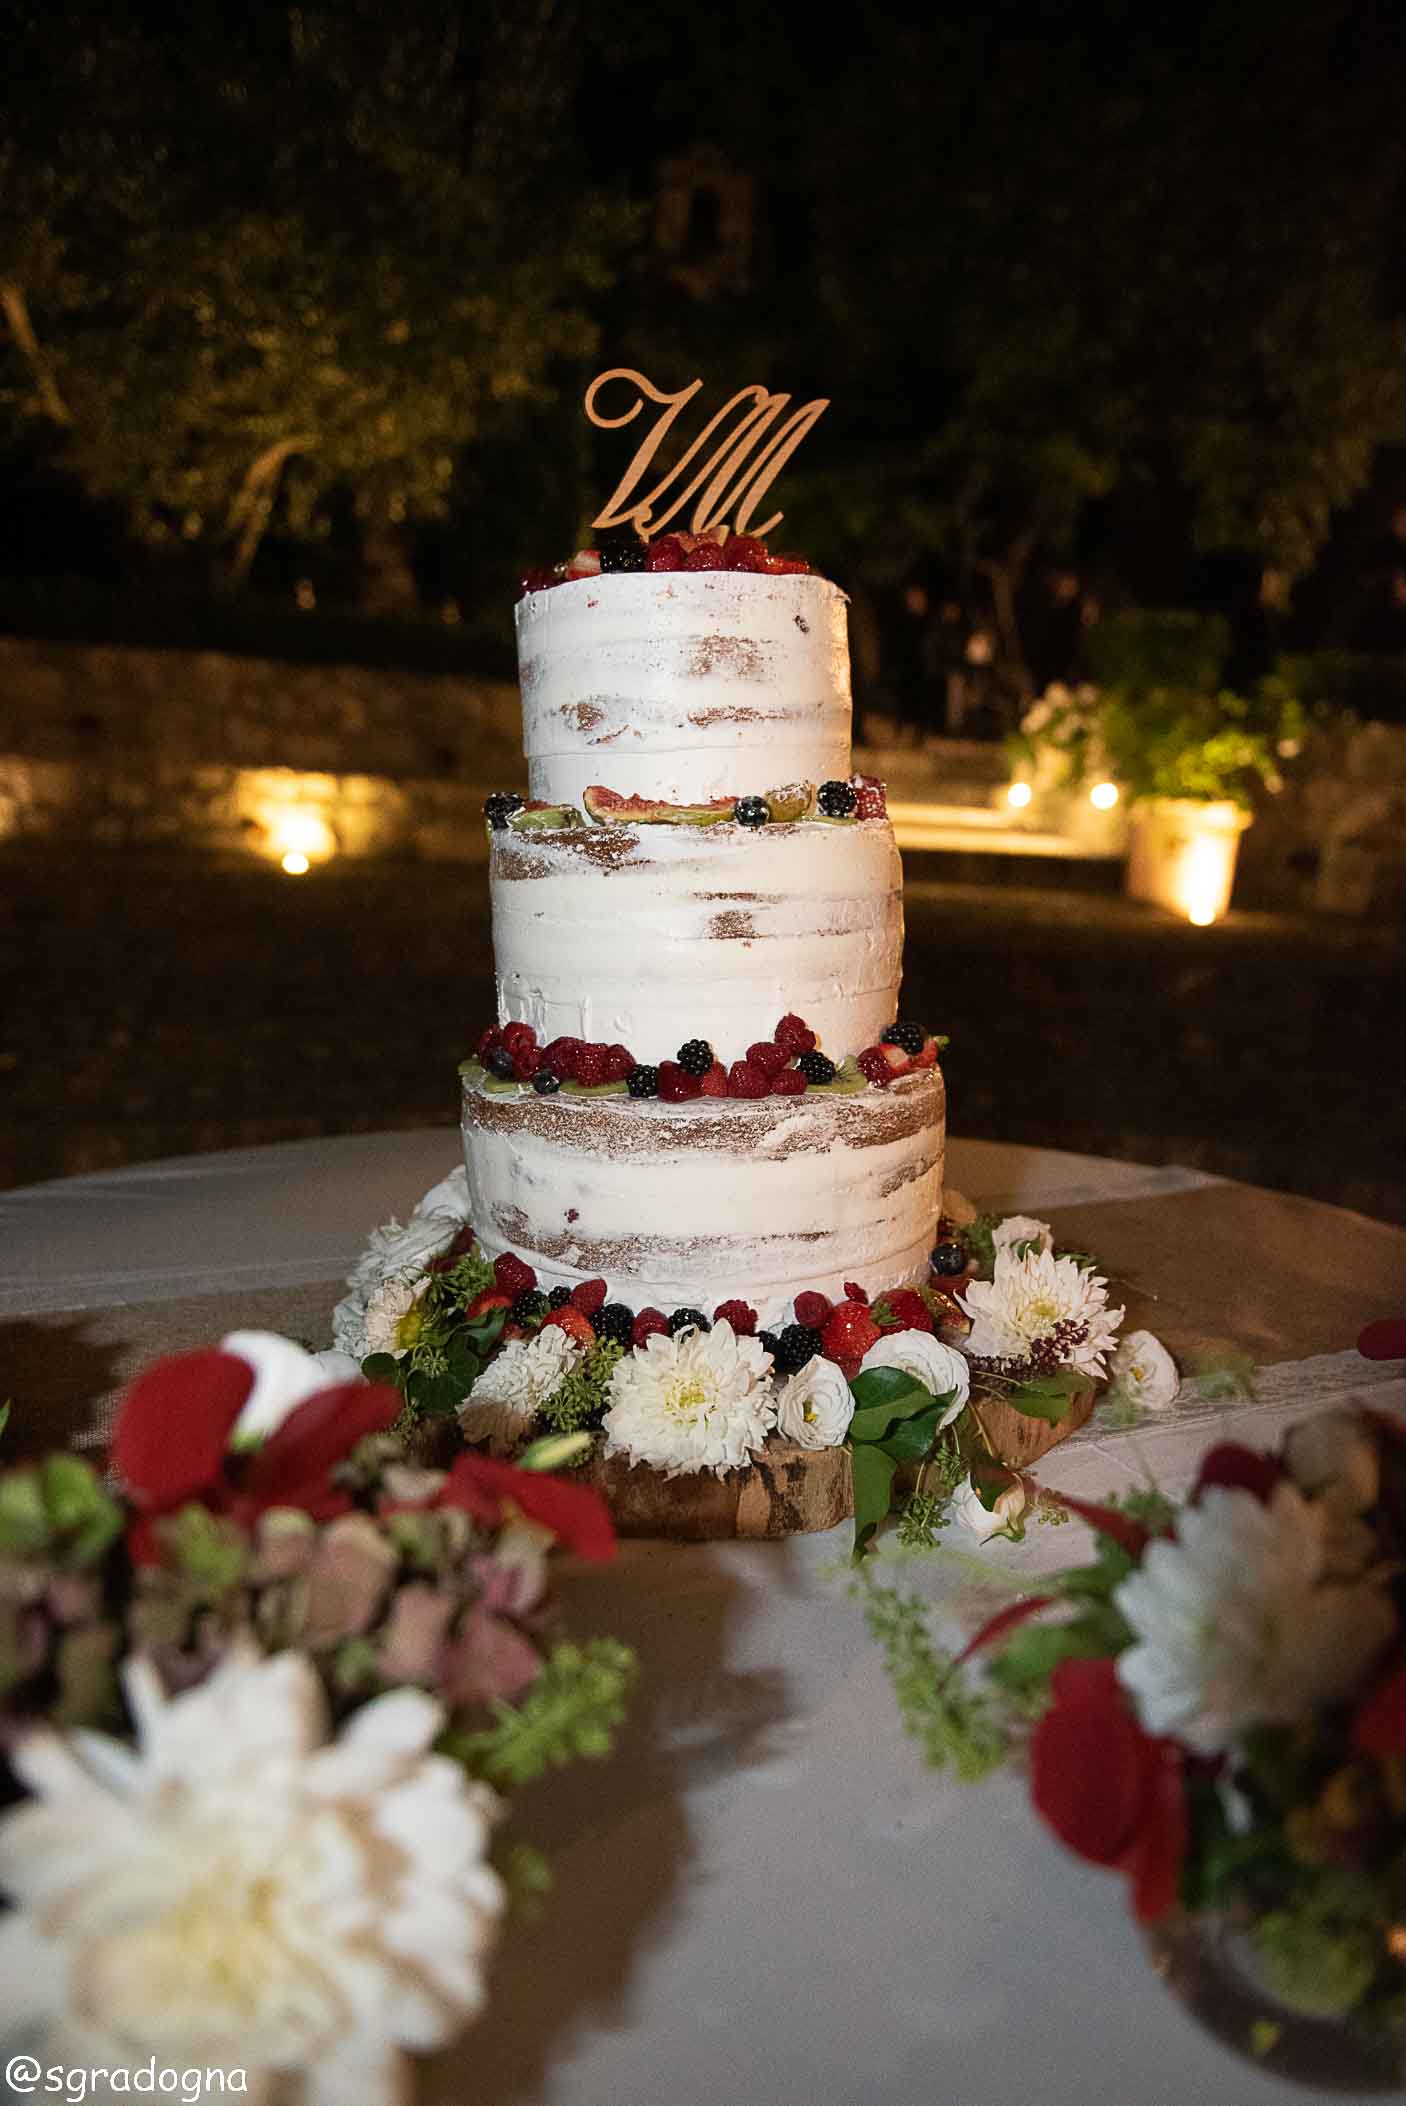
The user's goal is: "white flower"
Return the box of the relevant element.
[331,1284,372,1360]
[1107,1329,1180,1412]
[1114,1483,1396,1756]
[349,1209,461,1299]
[992,1213,1053,1258]
[0,1648,505,2106]
[360,1274,430,1360]
[601,1320,776,1476]
[776,1356,854,1449]
[1283,1411,1381,1577]
[459,1326,583,1454]
[220,1330,364,1446]
[413,1165,472,1225]
[858,1330,970,1424]
[959,1247,1124,1379]
[952,1472,1028,1543]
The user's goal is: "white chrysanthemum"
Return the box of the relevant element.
[1107,1329,1180,1412]
[952,1472,1028,1543]
[0,1648,505,2106]
[220,1330,363,1446]
[349,1209,462,1299]
[992,1213,1053,1258]
[601,1320,776,1477]
[959,1247,1124,1378]
[360,1274,430,1359]
[458,1325,582,1454]
[1114,1483,1396,1756]
[776,1355,853,1450]
[858,1330,971,1421]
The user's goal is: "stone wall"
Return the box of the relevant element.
[1239,720,1406,916]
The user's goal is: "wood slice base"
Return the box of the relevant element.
[578,1438,853,1540]
[969,1383,1098,1466]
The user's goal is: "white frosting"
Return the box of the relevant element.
[517,571,852,807]
[461,1070,945,1328]
[491,819,903,1063]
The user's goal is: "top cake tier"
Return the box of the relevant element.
[516,570,852,808]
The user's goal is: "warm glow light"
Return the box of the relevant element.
[268,807,337,870]
[1006,780,1033,809]
[281,850,311,876]
[1089,780,1119,810]
[1177,829,1237,926]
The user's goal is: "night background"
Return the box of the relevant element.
[2,0,1404,1216]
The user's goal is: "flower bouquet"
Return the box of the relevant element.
[333,1170,1151,1554]
[865,1404,1406,2088]
[0,1331,635,2104]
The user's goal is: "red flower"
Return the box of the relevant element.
[1030,1658,1187,1923]
[1192,1443,1283,1505]
[1353,1656,1406,1756]
[1359,1319,1406,1363]
[436,1452,617,1562]
[111,1348,401,1562]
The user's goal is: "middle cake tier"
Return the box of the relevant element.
[490,817,903,1062]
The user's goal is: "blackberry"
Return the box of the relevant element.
[484,792,525,831]
[627,1064,660,1098]
[773,1322,823,1374]
[592,1302,635,1347]
[757,1330,782,1365]
[816,779,858,819]
[667,1307,711,1337]
[796,1051,836,1085]
[676,1038,714,1076]
[931,1240,967,1277]
[734,795,770,828]
[486,1045,518,1080]
[532,1068,562,1095]
[511,1289,549,1326]
[597,529,648,574]
[548,1286,573,1309]
[881,1021,926,1056]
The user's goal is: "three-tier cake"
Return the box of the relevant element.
[460,561,946,1329]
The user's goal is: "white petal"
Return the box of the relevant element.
[223,1330,332,1443]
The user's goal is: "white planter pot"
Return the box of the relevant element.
[1125,798,1252,923]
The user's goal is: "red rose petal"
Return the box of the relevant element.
[245,1383,402,1516]
[1192,1443,1283,1506]
[111,1350,254,1509]
[437,1453,617,1562]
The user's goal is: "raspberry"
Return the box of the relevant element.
[794,1291,832,1330]
[713,1298,757,1334]
[465,1288,513,1320]
[632,1307,671,1347]
[843,1282,870,1304]
[766,550,811,574]
[857,1046,894,1086]
[851,774,887,820]
[881,1021,927,1057]
[602,1043,636,1082]
[514,1044,543,1081]
[874,1288,935,1335]
[574,1043,608,1087]
[542,1305,596,1349]
[699,1060,729,1097]
[771,1065,807,1095]
[658,1060,702,1103]
[518,569,557,598]
[501,1020,536,1054]
[676,1039,714,1077]
[646,534,688,572]
[685,540,728,570]
[543,1036,584,1080]
[727,1059,770,1099]
[746,1040,790,1078]
[570,1278,608,1316]
[821,1300,882,1362]
[774,1014,816,1055]
[494,1252,537,1298]
[725,534,770,572]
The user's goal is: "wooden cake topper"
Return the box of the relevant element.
[586,367,829,541]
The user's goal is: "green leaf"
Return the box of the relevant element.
[517,1431,593,1473]
[38,1455,123,1564]
[847,1367,937,1442]
[0,1469,49,1557]
[986,1608,1125,1693]
[850,1442,898,1558]
[361,1352,403,1386]
[0,1400,10,1443]
[999,1368,1084,1422]
[878,1402,947,1464]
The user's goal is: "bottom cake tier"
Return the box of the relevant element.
[460,1066,944,1326]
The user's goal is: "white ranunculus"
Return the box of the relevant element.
[992,1213,1054,1258]
[1114,1483,1396,1756]
[221,1330,363,1446]
[0,1648,505,2106]
[459,1326,583,1454]
[1107,1329,1180,1412]
[858,1330,970,1424]
[776,1355,854,1450]
[413,1165,472,1225]
[952,1472,1028,1543]
[960,1247,1124,1380]
[349,1209,462,1298]
[601,1320,776,1477]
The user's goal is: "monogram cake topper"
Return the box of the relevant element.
[586,367,829,541]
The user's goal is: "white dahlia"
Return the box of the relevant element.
[601,1320,776,1476]
[0,1648,505,2106]
[858,1330,971,1420]
[1107,1328,1180,1412]
[459,1324,583,1454]
[776,1354,854,1450]
[1114,1483,1396,1756]
[959,1246,1123,1379]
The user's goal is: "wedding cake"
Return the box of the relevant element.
[459,539,946,1335]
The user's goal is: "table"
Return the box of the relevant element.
[3,1133,1405,2106]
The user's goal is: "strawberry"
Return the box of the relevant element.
[542,1036,584,1080]
[851,774,887,820]
[713,1298,757,1334]
[766,550,811,574]
[685,540,728,570]
[774,1013,816,1055]
[570,1277,608,1317]
[821,1300,882,1362]
[794,1291,832,1329]
[857,1045,897,1085]
[574,1042,608,1087]
[602,1043,636,1082]
[564,548,601,578]
[771,1065,807,1095]
[873,1288,935,1335]
[658,1060,702,1103]
[646,534,688,572]
[632,1307,671,1347]
[843,1282,870,1304]
[494,1252,537,1298]
[465,1288,513,1321]
[746,1040,790,1078]
[698,1059,729,1097]
[542,1304,596,1349]
[727,1059,770,1099]
[911,1038,939,1069]
[726,535,771,572]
